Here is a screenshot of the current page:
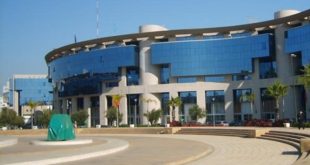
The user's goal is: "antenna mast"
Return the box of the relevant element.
[96,0,100,37]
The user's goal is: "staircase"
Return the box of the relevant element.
[175,128,253,138]
[258,130,310,151]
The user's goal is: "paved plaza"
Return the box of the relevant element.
[0,128,303,165]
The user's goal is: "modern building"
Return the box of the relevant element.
[45,9,310,126]
[5,74,53,118]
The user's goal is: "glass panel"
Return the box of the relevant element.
[285,24,310,65]
[177,77,197,83]
[233,89,253,121]
[205,90,225,124]
[127,67,139,85]
[151,34,273,76]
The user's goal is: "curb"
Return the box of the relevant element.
[6,138,129,165]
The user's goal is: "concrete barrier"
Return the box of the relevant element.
[300,138,310,153]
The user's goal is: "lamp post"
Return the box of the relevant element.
[290,53,297,121]
[134,98,137,126]
[212,97,215,127]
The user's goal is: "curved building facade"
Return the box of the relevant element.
[46,9,310,126]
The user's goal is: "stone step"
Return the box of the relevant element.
[177,132,249,137]
[267,132,308,140]
[257,136,300,151]
[262,134,301,143]
[270,131,310,138]
[176,128,251,137]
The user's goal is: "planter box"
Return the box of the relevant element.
[284,123,290,128]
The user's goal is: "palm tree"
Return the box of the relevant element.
[266,81,288,120]
[168,96,182,121]
[298,65,310,88]
[112,95,123,127]
[28,100,38,128]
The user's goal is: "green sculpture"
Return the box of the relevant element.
[47,114,76,141]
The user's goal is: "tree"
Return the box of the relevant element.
[0,107,24,129]
[144,109,162,125]
[71,110,89,127]
[112,95,124,127]
[106,107,123,126]
[168,96,182,121]
[298,65,310,88]
[27,100,38,128]
[266,81,288,120]
[189,105,205,122]
[37,110,53,128]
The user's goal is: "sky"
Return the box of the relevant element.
[0,0,309,93]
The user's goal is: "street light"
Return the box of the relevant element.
[290,53,297,121]
[212,97,216,127]
[134,98,137,126]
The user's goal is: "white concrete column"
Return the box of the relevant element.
[119,95,128,125]
[196,89,206,123]
[71,97,77,113]
[99,94,108,125]
[139,39,160,85]
[84,97,91,127]
[225,88,234,122]
[13,91,19,114]
[140,93,161,124]
[119,67,127,87]
[87,107,91,128]
[252,87,261,119]
[253,59,260,80]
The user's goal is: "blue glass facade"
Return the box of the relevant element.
[151,34,273,76]
[48,45,138,81]
[285,24,310,65]
[9,78,53,105]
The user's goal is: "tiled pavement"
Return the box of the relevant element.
[0,127,308,165]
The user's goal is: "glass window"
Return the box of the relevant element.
[259,58,277,79]
[205,76,225,82]
[161,93,170,123]
[127,67,139,85]
[77,97,84,110]
[285,24,310,66]
[127,94,140,125]
[106,81,118,88]
[233,89,253,121]
[177,77,196,83]
[206,90,225,123]
[13,78,53,105]
[260,88,276,120]
[160,65,170,84]
[151,34,273,77]
[179,91,197,123]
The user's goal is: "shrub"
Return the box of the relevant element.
[169,120,182,127]
[244,119,272,127]
[144,109,162,125]
[106,107,123,126]
[189,105,205,121]
[71,110,88,126]
[0,107,24,129]
[37,110,53,128]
